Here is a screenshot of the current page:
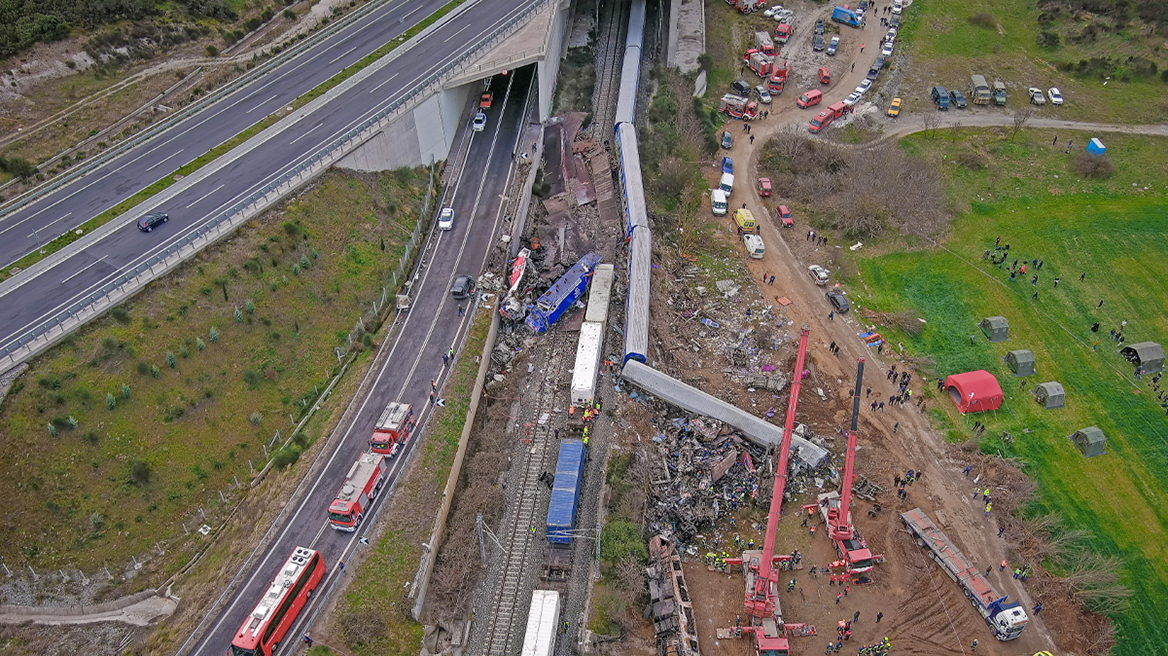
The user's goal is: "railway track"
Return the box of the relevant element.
[474,331,574,656]
[589,0,630,140]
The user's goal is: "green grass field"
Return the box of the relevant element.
[848,129,1168,654]
[0,168,428,575]
[897,0,1168,123]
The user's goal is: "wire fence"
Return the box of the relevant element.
[0,0,553,370]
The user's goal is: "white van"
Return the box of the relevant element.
[719,172,735,195]
[711,189,728,215]
[743,233,765,259]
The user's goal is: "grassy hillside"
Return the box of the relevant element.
[0,168,430,576]
[896,0,1168,123]
[847,129,1168,654]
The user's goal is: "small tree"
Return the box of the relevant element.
[47,422,57,437]
[106,392,117,409]
[1009,108,1034,142]
[151,364,161,378]
[234,306,244,322]
[245,299,256,314]
[196,337,206,351]
[121,383,131,398]
[129,459,151,485]
[209,326,220,343]
[166,351,177,368]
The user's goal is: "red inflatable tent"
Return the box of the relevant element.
[945,370,1003,413]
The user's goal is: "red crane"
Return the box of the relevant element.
[736,327,810,655]
[820,359,879,573]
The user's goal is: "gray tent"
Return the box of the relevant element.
[980,316,1009,342]
[1070,426,1106,457]
[1034,382,1064,409]
[1006,350,1035,376]
[1120,342,1164,374]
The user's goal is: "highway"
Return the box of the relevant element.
[0,0,540,366]
[183,65,533,656]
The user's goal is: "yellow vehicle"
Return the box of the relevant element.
[887,97,902,117]
[733,208,759,234]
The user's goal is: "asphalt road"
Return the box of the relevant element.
[183,65,534,656]
[0,0,540,363]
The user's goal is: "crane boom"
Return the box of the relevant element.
[754,327,810,603]
[829,359,864,540]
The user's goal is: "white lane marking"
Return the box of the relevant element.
[61,256,107,284]
[144,149,185,172]
[245,94,279,114]
[289,123,323,145]
[367,72,400,95]
[444,23,471,43]
[327,46,358,65]
[185,184,225,209]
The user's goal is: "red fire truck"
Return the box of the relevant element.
[719,94,760,120]
[327,452,389,531]
[228,546,324,656]
[370,401,415,456]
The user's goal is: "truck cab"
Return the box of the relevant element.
[371,401,415,454]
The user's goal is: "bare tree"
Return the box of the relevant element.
[1009,107,1034,142]
[922,112,941,138]
[948,120,963,142]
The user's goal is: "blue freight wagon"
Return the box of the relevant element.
[546,439,586,543]
[526,252,602,333]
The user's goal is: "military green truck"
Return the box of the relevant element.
[969,75,991,105]
[992,80,1007,106]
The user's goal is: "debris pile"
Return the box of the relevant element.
[646,535,701,656]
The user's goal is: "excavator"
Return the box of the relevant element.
[724,327,813,656]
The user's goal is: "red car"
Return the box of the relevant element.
[758,177,772,197]
[777,205,793,227]
[480,92,493,108]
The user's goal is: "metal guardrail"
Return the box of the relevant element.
[0,0,554,368]
[0,0,401,225]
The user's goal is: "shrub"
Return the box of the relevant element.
[47,422,57,437]
[283,9,296,19]
[205,45,219,57]
[300,255,311,269]
[270,280,279,292]
[209,326,220,343]
[111,307,131,324]
[271,445,302,470]
[1074,152,1114,179]
[166,351,177,368]
[137,361,151,376]
[121,383,131,398]
[249,411,262,425]
[180,345,189,358]
[234,306,243,322]
[0,156,38,180]
[129,459,150,485]
[106,392,116,409]
[1036,30,1060,48]
[968,12,996,28]
[243,370,261,385]
[245,299,256,314]
[196,337,206,351]
[151,365,160,378]
[600,520,647,564]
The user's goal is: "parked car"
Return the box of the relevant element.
[813,34,825,51]
[855,79,872,95]
[889,13,900,26]
[826,36,839,55]
[731,79,752,96]
[881,40,893,57]
[887,97,902,116]
[949,89,967,109]
[721,131,733,149]
[777,205,793,227]
[826,289,850,313]
[931,85,950,110]
[1047,87,1063,105]
[891,0,903,14]
[1028,87,1046,105]
[819,67,831,84]
[884,28,897,42]
[758,177,772,197]
[815,19,825,34]
[472,111,487,131]
[755,85,773,103]
[843,91,862,107]
[136,212,168,232]
[438,207,454,230]
[808,265,830,285]
[451,275,476,300]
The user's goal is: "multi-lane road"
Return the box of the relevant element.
[0,0,541,368]
[182,61,533,656]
